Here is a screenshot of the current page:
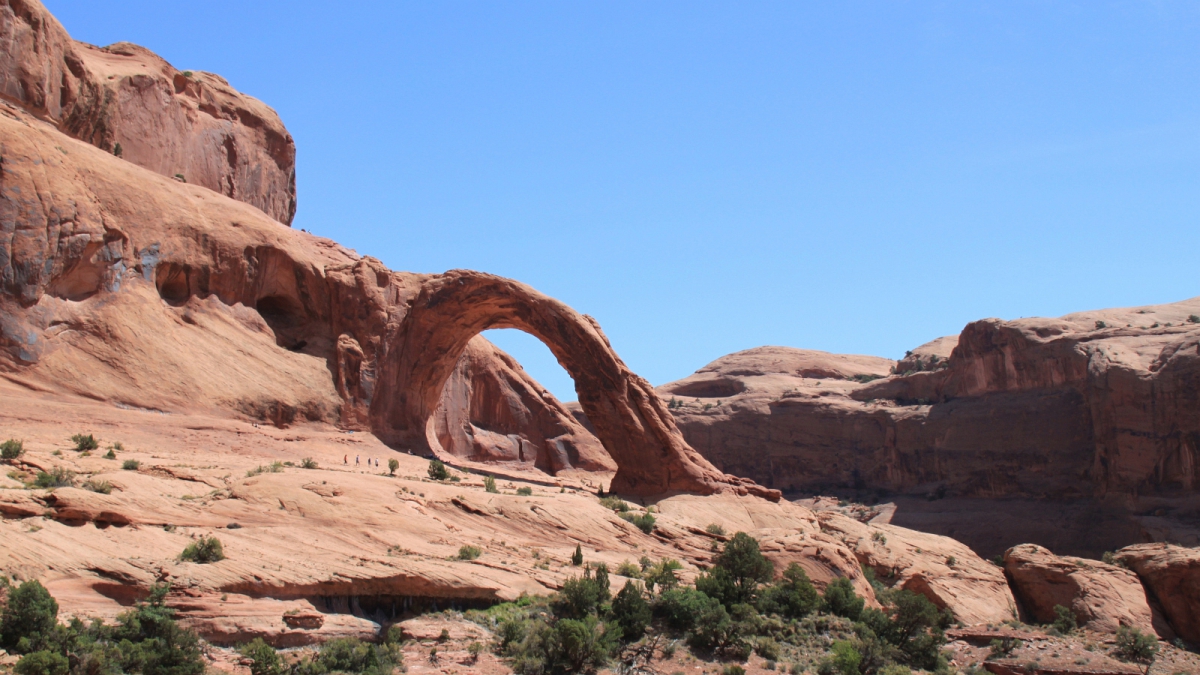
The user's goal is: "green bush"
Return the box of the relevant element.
[619,511,656,534]
[757,563,819,619]
[755,636,781,660]
[571,544,584,566]
[387,458,399,475]
[599,496,629,512]
[427,459,450,481]
[1,580,59,654]
[643,558,683,593]
[14,650,68,675]
[1189,314,1200,324]
[180,536,225,563]
[1114,626,1158,669]
[826,640,862,675]
[71,434,99,452]
[821,577,864,621]
[295,637,401,675]
[301,457,318,469]
[516,486,533,496]
[723,666,746,675]
[698,532,772,607]
[706,523,726,535]
[615,560,641,578]
[33,467,74,489]
[104,448,117,459]
[122,460,140,471]
[1,439,23,461]
[458,545,482,560]
[1051,604,1077,634]
[861,588,950,671]
[654,587,720,632]
[610,580,650,641]
[484,475,498,493]
[239,638,282,675]
[552,566,610,620]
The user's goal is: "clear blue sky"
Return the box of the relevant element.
[50,1,1200,401]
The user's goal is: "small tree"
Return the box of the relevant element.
[180,536,225,563]
[821,577,865,621]
[571,544,584,566]
[388,458,399,475]
[1,439,23,461]
[1051,604,1077,634]
[239,638,283,675]
[1115,626,1158,674]
[610,580,651,641]
[706,532,773,605]
[0,580,59,654]
[757,562,819,619]
[427,459,450,481]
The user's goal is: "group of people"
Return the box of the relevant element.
[345,454,380,469]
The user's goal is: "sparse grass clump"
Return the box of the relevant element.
[2,439,24,461]
[458,545,482,561]
[122,459,140,471]
[484,475,498,493]
[33,467,74,489]
[70,434,98,452]
[82,480,112,495]
[599,496,629,512]
[516,486,533,496]
[619,511,656,534]
[180,536,225,563]
[706,523,726,536]
[246,461,284,477]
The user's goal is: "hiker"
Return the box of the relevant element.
[355,455,360,466]
[343,455,348,465]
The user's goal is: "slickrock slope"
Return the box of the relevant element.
[1003,544,1169,637]
[815,509,1016,625]
[0,0,297,224]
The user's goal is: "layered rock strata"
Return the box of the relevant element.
[1115,543,1200,643]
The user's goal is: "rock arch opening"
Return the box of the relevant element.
[369,270,778,500]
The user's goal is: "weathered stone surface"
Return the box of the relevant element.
[1115,543,1200,643]
[1004,544,1168,637]
[818,510,1017,625]
[0,0,296,223]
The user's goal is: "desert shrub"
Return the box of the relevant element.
[33,467,74,489]
[1,439,23,461]
[616,560,641,578]
[643,558,683,593]
[104,448,117,459]
[757,563,819,619]
[246,462,284,477]
[706,523,726,536]
[821,640,861,675]
[239,638,283,675]
[71,434,99,452]
[516,486,533,496]
[298,637,400,675]
[821,577,865,621]
[427,459,450,481]
[14,650,69,675]
[1189,314,1200,324]
[723,666,746,675]
[180,536,225,563]
[571,544,584,566]
[82,480,113,495]
[484,475,498,493]
[301,457,318,469]
[1114,626,1158,670]
[685,597,748,658]
[458,545,482,561]
[552,566,610,620]
[502,614,617,675]
[755,636,781,660]
[1051,604,1077,634]
[697,533,772,608]
[599,496,629,512]
[122,460,140,471]
[610,580,650,641]
[619,511,656,534]
[861,588,950,671]
[990,637,1021,657]
[655,587,720,632]
[1095,320,1108,329]
[1,580,59,654]
[467,641,483,662]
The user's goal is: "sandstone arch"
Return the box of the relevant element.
[370,270,778,500]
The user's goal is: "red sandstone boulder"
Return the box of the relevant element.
[0,0,296,224]
[1004,544,1169,637]
[1115,543,1200,643]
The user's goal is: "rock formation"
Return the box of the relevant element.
[1116,543,1200,643]
[0,0,296,224]
[1003,544,1169,637]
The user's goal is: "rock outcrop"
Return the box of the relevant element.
[1115,543,1200,643]
[817,510,1016,625]
[0,0,296,224]
[1003,544,1168,637]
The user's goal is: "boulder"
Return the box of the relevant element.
[1004,544,1168,637]
[1115,543,1200,643]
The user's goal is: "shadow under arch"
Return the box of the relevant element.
[369,270,778,500]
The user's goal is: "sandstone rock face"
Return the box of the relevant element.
[1115,543,1200,643]
[817,510,1016,625]
[0,0,296,224]
[660,305,1200,556]
[1003,544,1167,637]
[434,336,616,475]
